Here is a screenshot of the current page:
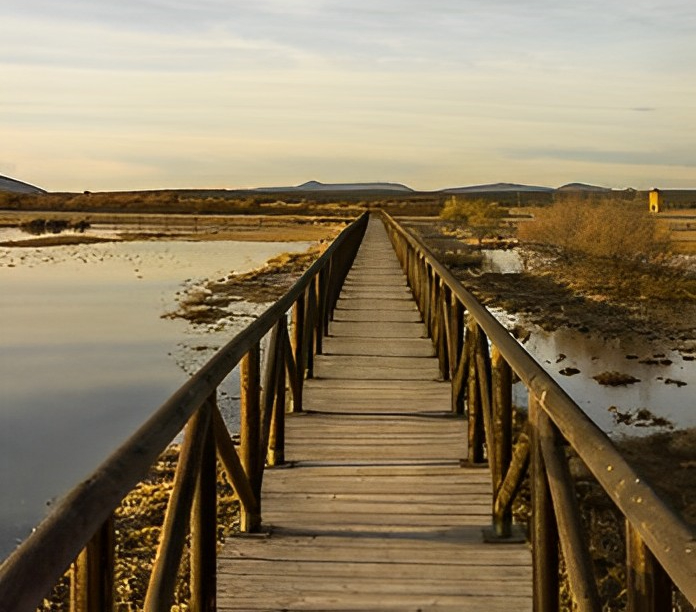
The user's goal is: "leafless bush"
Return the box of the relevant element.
[519,199,667,261]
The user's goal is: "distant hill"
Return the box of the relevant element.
[443,182,554,194]
[256,180,414,193]
[556,182,610,192]
[0,175,45,195]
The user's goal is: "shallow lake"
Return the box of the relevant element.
[0,235,308,560]
[481,249,695,435]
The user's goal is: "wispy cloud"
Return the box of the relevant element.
[506,147,696,169]
[1,0,696,190]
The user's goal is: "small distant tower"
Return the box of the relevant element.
[649,188,662,213]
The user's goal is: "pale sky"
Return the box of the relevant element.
[2,0,695,192]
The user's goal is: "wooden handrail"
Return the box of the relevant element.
[382,211,696,608]
[0,212,368,612]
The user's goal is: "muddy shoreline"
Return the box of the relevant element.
[460,247,696,353]
[0,213,345,248]
[165,243,328,325]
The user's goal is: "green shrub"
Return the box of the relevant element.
[440,197,508,246]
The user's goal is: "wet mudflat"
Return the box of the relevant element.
[472,249,696,435]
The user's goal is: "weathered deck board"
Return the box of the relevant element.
[218,218,532,611]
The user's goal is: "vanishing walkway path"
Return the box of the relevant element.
[218,218,532,610]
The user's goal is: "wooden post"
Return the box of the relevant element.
[212,408,259,528]
[491,346,513,538]
[423,264,432,336]
[304,285,317,379]
[190,396,217,612]
[450,298,464,382]
[290,296,305,413]
[267,318,287,467]
[437,283,450,381]
[451,300,467,416]
[328,249,347,318]
[475,327,494,464]
[240,343,262,522]
[145,403,212,611]
[323,257,333,334]
[626,521,672,612]
[316,268,327,354]
[412,254,421,310]
[452,348,468,416]
[493,428,530,520]
[466,320,485,464]
[418,257,428,316]
[538,411,600,611]
[530,396,559,612]
[410,250,417,294]
[70,517,114,612]
[260,322,281,457]
[429,269,438,341]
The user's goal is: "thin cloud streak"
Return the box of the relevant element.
[506,148,696,169]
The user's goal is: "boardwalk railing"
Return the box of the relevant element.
[0,213,368,612]
[382,212,696,611]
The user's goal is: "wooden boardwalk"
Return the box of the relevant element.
[218,219,532,611]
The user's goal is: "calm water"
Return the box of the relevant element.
[0,235,307,560]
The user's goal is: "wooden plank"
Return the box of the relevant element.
[222,540,531,564]
[217,216,531,611]
[313,364,440,381]
[340,285,410,292]
[335,297,419,311]
[328,320,428,338]
[221,565,531,585]
[313,354,441,379]
[301,378,447,390]
[332,308,422,322]
[322,336,434,357]
[338,289,413,299]
[222,532,530,553]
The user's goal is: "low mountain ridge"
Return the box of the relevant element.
[556,182,610,192]
[256,180,413,193]
[0,175,46,194]
[443,182,554,194]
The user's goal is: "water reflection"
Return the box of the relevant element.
[480,248,524,274]
[0,237,307,560]
[494,308,696,435]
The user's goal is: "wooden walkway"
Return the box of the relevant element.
[218,218,532,611]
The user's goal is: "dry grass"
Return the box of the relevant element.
[0,190,444,217]
[175,223,343,242]
[38,446,240,611]
[0,211,346,245]
[519,200,667,261]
